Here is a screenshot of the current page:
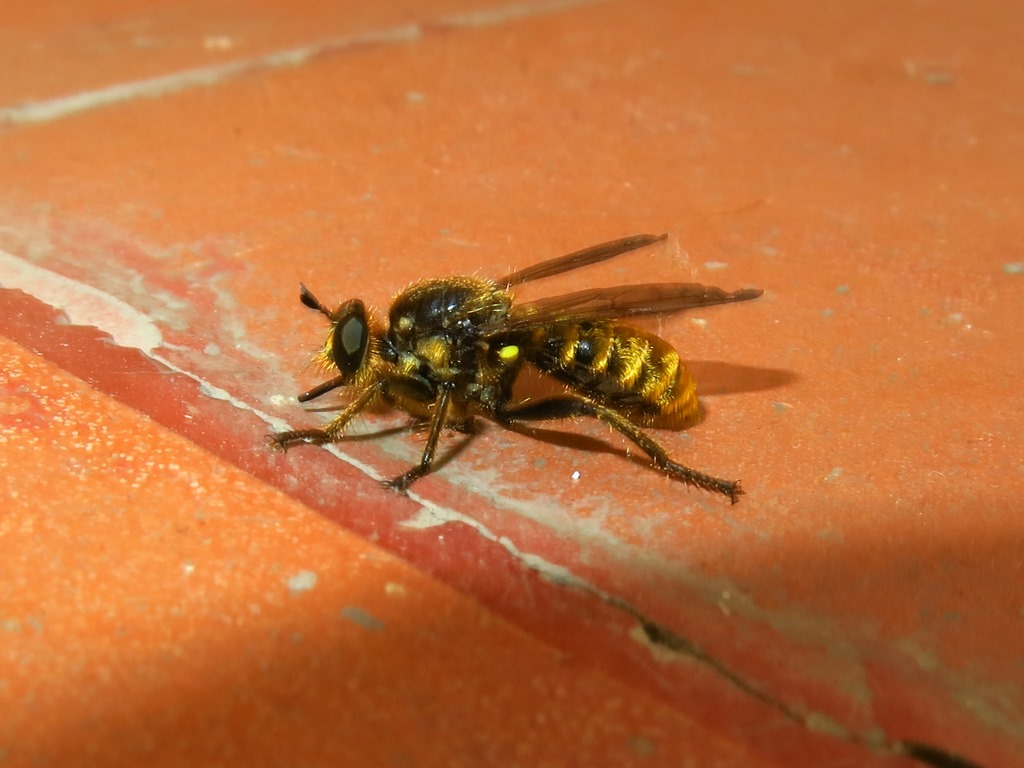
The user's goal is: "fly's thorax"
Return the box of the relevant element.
[384,276,512,384]
[388,276,510,343]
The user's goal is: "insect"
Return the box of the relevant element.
[269,234,762,503]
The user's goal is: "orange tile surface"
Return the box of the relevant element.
[2,1,1022,766]
[0,335,760,766]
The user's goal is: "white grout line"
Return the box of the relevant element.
[400,502,600,590]
[0,0,602,126]
[2,246,930,762]
[0,248,163,352]
[0,244,600,594]
[437,0,601,27]
[0,245,387,480]
[0,24,421,125]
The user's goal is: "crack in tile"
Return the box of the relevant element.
[0,248,989,768]
[404,504,988,768]
[0,0,602,125]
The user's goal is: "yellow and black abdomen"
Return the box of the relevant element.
[524,321,700,428]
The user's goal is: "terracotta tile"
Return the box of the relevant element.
[1,0,1021,765]
[1,0,498,106]
[1,335,768,767]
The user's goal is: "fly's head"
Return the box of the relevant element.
[296,285,381,403]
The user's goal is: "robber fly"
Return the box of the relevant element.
[269,234,762,503]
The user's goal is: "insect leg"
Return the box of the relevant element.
[268,380,385,450]
[495,397,743,503]
[383,382,455,493]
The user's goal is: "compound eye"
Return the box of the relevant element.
[330,300,369,376]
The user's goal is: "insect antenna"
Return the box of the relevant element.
[299,283,338,320]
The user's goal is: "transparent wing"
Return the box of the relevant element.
[490,283,763,335]
[499,233,667,286]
